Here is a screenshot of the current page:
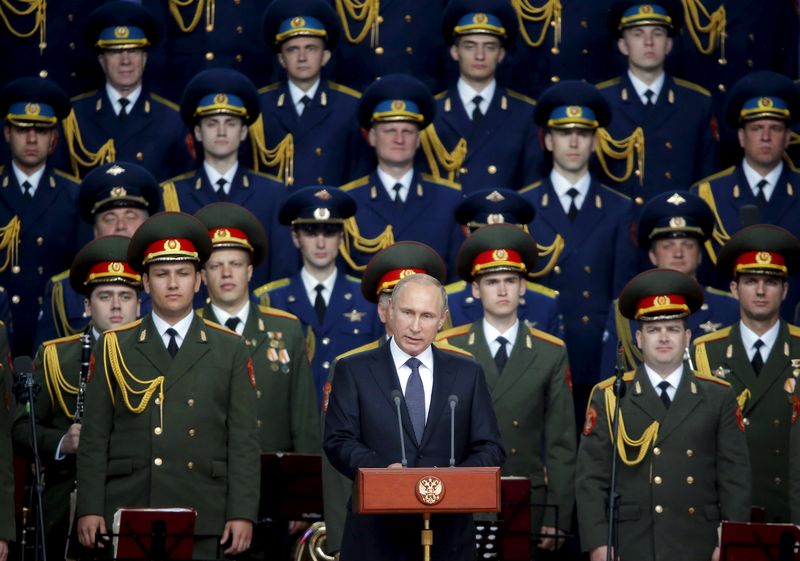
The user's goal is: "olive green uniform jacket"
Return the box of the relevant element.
[0,323,13,542]
[693,321,800,522]
[76,314,260,559]
[437,321,576,531]
[576,366,751,560]
[12,332,90,552]
[200,304,320,453]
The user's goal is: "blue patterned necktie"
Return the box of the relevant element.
[405,357,425,442]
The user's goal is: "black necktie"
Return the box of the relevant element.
[405,357,425,442]
[472,95,483,122]
[21,180,33,199]
[755,179,768,207]
[644,89,655,107]
[392,183,404,207]
[118,97,130,120]
[216,178,227,201]
[165,328,179,358]
[314,284,326,323]
[657,380,671,408]
[299,95,311,116]
[751,339,765,375]
[225,317,240,333]
[494,336,509,373]
[566,187,580,221]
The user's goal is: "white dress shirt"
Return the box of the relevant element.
[151,310,195,350]
[288,79,320,116]
[457,77,496,119]
[390,337,434,421]
[210,302,250,335]
[739,320,780,362]
[483,319,519,358]
[628,70,665,105]
[203,161,238,195]
[644,363,683,402]
[551,169,591,215]
[300,267,336,307]
[377,167,414,203]
[11,162,45,197]
[742,160,782,202]
[105,83,142,116]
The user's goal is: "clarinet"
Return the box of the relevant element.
[74,326,92,423]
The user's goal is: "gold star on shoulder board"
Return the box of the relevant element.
[343,309,366,322]
[698,320,722,333]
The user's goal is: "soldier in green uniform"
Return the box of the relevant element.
[321,241,447,557]
[76,212,259,559]
[693,224,800,523]
[437,223,575,554]
[195,202,319,559]
[13,235,142,557]
[578,269,751,561]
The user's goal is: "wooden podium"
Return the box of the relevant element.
[353,467,501,561]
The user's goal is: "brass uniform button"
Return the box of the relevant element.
[353,328,360,335]
[775,477,782,485]
[11,266,19,274]
[653,447,661,456]
[664,171,672,180]
[187,462,194,470]
[375,46,384,55]
[136,151,144,161]
[584,266,591,273]
[550,75,560,83]
[582,290,590,299]
[635,196,644,205]
[317,177,324,184]
[686,449,693,457]
[256,390,262,399]
[37,267,44,275]
[581,315,590,325]
[554,265,561,274]
[510,448,517,455]
[748,33,755,41]
[459,167,468,175]
[718,84,726,93]
[688,507,695,515]
[36,236,44,245]
[235,54,243,62]
[68,13,74,22]
[654,505,663,514]
[315,147,322,156]
[404,15,412,22]
[774,419,781,427]
[205,51,215,61]
[743,418,750,427]
[653,476,662,485]
[37,296,43,305]
[187,399,195,407]
[155,397,161,405]
[512,420,519,428]
[322,337,330,346]
[11,296,19,304]
[775,449,781,456]
[39,70,48,78]
[378,15,384,23]
[406,47,413,54]
[257,419,263,428]
[487,165,497,174]
[154,427,162,435]
[154,458,163,466]
[635,169,641,176]
[747,59,754,68]
[236,26,243,34]
[322,361,330,369]
[580,20,588,28]
[665,142,672,150]
[581,49,588,55]
[188,429,196,437]
[69,42,76,50]
[686,476,694,485]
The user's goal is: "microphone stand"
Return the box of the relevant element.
[15,358,48,561]
[605,343,626,561]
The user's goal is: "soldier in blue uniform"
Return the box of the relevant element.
[596,0,718,202]
[33,161,161,349]
[327,0,449,94]
[692,71,800,320]
[504,0,621,98]
[0,1,103,97]
[0,77,83,355]
[161,68,295,287]
[445,188,563,337]
[53,2,192,182]
[427,0,544,195]
[520,81,638,423]
[341,74,465,278]
[254,0,370,188]
[253,186,381,406]
[141,0,279,102]
[600,191,739,377]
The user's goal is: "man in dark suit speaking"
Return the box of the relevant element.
[324,273,505,561]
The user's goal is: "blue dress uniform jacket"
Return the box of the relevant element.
[33,273,152,350]
[692,164,800,319]
[162,166,296,286]
[429,86,544,194]
[694,321,800,523]
[328,0,449,93]
[323,342,505,561]
[254,271,381,406]
[503,0,621,98]
[0,165,83,355]
[254,80,370,188]
[341,170,465,279]
[55,88,192,182]
[520,177,638,387]
[77,314,260,559]
[576,366,751,560]
[445,279,563,338]
[0,1,103,97]
[596,74,718,201]
[599,287,739,378]
[141,0,278,101]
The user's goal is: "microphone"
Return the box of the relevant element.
[614,342,627,398]
[390,390,408,467]
[12,356,38,407]
[448,395,459,467]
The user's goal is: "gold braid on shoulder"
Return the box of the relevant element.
[43,344,78,419]
[594,127,645,186]
[61,110,116,177]
[512,0,562,51]
[0,0,46,52]
[339,218,394,272]
[168,0,213,33]
[335,0,379,46]
[605,387,660,466]
[248,117,294,185]
[419,126,467,183]
[103,331,165,430]
[682,0,726,63]
[696,182,731,264]
[0,216,20,274]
